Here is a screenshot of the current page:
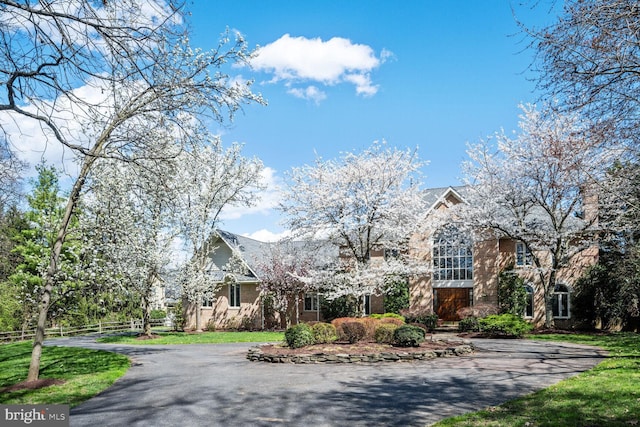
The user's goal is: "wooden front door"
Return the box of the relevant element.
[435,288,471,321]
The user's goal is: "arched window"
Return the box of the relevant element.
[433,229,473,281]
[552,283,570,319]
[524,284,534,318]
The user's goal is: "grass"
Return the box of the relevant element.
[433,332,640,427]
[1,331,283,407]
[96,330,285,345]
[0,342,130,407]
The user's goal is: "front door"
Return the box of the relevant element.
[434,288,471,321]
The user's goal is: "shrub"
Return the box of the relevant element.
[498,267,528,316]
[321,295,359,321]
[340,321,367,343]
[478,314,533,338]
[284,323,315,348]
[458,316,480,332]
[370,312,406,322]
[374,323,399,344]
[400,308,439,331]
[150,309,167,319]
[311,322,337,344]
[379,317,405,327]
[457,303,499,320]
[331,316,380,341]
[171,301,186,332]
[393,324,426,347]
[357,317,380,341]
[383,278,410,314]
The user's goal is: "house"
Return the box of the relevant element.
[183,230,385,330]
[408,186,598,328]
[185,185,597,330]
[184,230,265,331]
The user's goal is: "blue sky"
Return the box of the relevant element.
[184,1,560,241]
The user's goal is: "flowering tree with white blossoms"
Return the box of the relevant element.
[0,0,264,380]
[80,158,179,336]
[256,240,319,327]
[460,104,611,327]
[279,142,430,315]
[173,143,263,331]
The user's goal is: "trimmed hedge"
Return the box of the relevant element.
[400,309,439,332]
[311,322,337,344]
[374,323,399,344]
[340,321,367,343]
[393,324,426,347]
[284,323,315,348]
[458,316,480,332]
[478,314,533,338]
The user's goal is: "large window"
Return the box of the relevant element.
[516,242,533,267]
[229,283,241,308]
[433,232,473,281]
[552,283,570,319]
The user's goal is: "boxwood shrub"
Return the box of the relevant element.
[393,324,426,347]
[311,322,337,344]
[284,323,315,348]
[374,323,399,344]
[478,314,533,338]
[458,316,480,332]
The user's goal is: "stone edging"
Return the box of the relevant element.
[247,341,475,364]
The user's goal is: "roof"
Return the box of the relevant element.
[212,229,339,282]
[423,185,469,212]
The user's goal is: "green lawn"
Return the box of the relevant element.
[96,330,285,345]
[0,342,130,407]
[1,331,283,406]
[433,333,640,427]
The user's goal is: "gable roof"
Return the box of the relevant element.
[424,185,469,213]
[212,230,269,282]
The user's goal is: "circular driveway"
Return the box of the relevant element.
[54,336,606,427]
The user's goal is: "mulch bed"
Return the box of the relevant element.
[0,378,65,393]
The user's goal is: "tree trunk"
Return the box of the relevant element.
[194,297,202,332]
[543,270,557,329]
[142,289,152,337]
[26,153,97,381]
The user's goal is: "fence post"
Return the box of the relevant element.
[60,325,63,337]
[130,318,134,331]
[99,321,102,334]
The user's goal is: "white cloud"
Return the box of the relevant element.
[243,228,292,242]
[287,85,327,104]
[219,166,283,220]
[250,34,389,99]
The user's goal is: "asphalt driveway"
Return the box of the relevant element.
[51,336,606,427]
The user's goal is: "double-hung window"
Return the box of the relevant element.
[516,242,533,267]
[304,293,319,311]
[552,284,570,319]
[229,283,241,308]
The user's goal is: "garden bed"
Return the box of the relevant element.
[247,336,474,364]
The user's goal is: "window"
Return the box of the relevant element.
[516,242,533,266]
[304,293,319,311]
[202,297,213,308]
[229,283,240,308]
[552,283,570,319]
[384,248,400,260]
[524,284,533,318]
[363,295,371,315]
[433,231,473,281]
